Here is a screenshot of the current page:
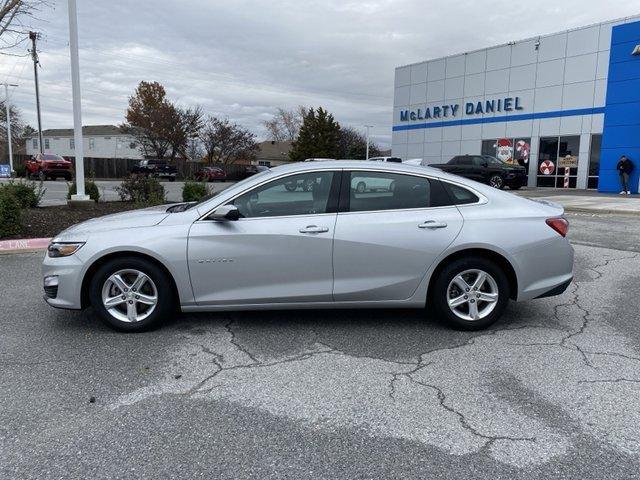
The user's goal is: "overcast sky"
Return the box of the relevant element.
[1,1,639,147]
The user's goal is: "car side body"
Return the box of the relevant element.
[43,161,573,331]
[431,154,527,190]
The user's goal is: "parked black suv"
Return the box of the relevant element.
[430,155,526,190]
[131,159,177,181]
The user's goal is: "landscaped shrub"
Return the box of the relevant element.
[115,175,166,206]
[13,163,27,178]
[0,190,22,238]
[0,179,45,208]
[67,180,100,202]
[182,181,209,202]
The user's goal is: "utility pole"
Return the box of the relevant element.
[29,31,44,154]
[3,83,19,174]
[67,0,89,201]
[364,125,373,160]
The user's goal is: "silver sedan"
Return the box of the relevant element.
[43,161,573,332]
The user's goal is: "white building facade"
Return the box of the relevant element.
[392,15,640,192]
[26,125,142,160]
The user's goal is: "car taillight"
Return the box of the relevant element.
[546,217,569,237]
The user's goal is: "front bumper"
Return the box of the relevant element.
[41,253,85,310]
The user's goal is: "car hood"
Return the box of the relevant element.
[53,204,172,242]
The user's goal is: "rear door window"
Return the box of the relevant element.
[343,171,451,212]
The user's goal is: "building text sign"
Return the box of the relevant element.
[399,96,523,122]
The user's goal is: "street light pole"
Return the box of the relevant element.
[67,0,89,201]
[3,83,18,175]
[29,31,44,154]
[364,125,373,160]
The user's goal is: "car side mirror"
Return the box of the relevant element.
[208,204,240,221]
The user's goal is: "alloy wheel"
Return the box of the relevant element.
[489,175,504,189]
[101,269,158,323]
[446,269,499,321]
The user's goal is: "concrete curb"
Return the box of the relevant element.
[563,207,640,216]
[0,238,51,255]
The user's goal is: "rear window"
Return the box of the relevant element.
[442,182,480,205]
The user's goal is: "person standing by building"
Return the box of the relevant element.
[617,155,634,195]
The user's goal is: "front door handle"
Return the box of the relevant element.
[418,220,448,229]
[299,225,329,234]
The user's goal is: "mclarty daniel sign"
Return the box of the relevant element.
[399,96,523,122]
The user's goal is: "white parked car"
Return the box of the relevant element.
[43,161,573,332]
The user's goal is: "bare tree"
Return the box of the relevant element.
[1,0,50,53]
[167,105,203,160]
[262,106,306,142]
[200,116,259,165]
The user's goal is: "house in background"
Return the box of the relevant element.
[251,140,293,166]
[25,125,143,159]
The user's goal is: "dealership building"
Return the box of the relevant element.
[392,15,640,192]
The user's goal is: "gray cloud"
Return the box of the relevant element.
[1,0,638,147]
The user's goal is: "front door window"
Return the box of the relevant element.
[232,171,335,218]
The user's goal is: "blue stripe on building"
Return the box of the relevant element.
[599,20,640,193]
[392,107,606,132]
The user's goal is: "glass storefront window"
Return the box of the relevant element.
[588,134,601,189]
[537,137,559,187]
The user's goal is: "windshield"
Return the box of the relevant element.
[484,156,505,166]
[43,154,65,161]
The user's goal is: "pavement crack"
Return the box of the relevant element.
[578,378,640,385]
[405,375,536,445]
[224,318,261,366]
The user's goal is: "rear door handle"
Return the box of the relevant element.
[299,225,329,234]
[418,220,448,229]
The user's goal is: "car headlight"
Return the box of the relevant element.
[47,242,85,258]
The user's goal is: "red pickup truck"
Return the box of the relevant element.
[25,153,74,181]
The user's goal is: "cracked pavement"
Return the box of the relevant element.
[1,214,640,479]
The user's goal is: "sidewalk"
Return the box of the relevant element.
[514,188,640,215]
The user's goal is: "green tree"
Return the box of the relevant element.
[288,107,341,162]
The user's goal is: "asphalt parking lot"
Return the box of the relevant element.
[1,214,640,479]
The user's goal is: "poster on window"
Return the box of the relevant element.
[514,139,530,166]
[494,139,514,164]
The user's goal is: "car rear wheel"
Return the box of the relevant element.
[37,170,45,181]
[89,257,176,332]
[430,256,510,330]
[488,175,505,189]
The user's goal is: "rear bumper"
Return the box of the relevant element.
[512,236,574,301]
[534,277,573,299]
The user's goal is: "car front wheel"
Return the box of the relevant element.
[488,175,505,189]
[430,256,510,330]
[89,257,176,332]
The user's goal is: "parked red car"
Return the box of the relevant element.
[195,166,227,182]
[25,153,74,180]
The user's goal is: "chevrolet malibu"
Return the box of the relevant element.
[43,161,573,332]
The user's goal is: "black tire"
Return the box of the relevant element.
[488,175,505,189]
[64,173,72,181]
[89,256,176,332]
[37,170,45,181]
[168,177,175,182]
[509,184,522,190]
[430,256,510,330]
